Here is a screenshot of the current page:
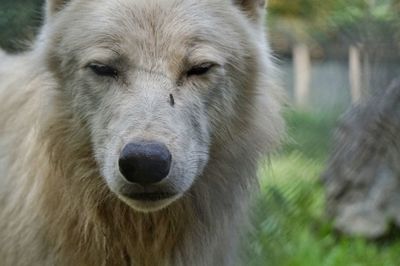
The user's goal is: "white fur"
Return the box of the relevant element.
[0,0,284,265]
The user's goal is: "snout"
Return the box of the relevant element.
[118,141,172,185]
[109,137,206,212]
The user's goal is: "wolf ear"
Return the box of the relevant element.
[232,0,266,21]
[45,0,70,19]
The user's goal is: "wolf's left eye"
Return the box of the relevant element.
[88,63,118,78]
[187,63,215,77]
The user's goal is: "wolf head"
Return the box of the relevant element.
[43,0,276,212]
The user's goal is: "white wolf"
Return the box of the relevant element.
[0,0,284,265]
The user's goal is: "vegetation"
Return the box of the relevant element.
[0,0,43,51]
[246,110,400,266]
[268,0,400,41]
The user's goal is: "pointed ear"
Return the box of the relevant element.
[45,0,70,19]
[232,0,266,22]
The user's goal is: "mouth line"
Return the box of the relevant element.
[127,192,177,202]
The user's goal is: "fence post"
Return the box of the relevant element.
[349,45,362,103]
[294,43,311,108]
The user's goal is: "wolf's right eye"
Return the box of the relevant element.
[88,63,118,78]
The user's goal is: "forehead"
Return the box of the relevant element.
[60,0,240,65]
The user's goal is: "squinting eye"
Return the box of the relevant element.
[187,63,215,77]
[88,63,118,78]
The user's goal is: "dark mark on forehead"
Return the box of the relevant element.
[169,94,175,107]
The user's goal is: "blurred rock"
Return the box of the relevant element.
[322,79,400,239]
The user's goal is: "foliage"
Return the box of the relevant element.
[268,0,400,44]
[0,0,44,52]
[245,110,400,265]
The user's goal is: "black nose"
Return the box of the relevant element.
[118,141,172,185]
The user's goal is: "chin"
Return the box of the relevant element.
[117,194,182,213]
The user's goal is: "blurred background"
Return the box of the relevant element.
[1,0,400,265]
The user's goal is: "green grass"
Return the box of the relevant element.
[246,110,400,266]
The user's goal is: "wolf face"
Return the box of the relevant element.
[45,0,267,212]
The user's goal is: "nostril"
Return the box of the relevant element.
[118,141,172,185]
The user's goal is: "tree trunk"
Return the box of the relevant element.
[293,43,311,108]
[349,45,362,103]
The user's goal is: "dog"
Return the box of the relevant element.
[0,0,284,265]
